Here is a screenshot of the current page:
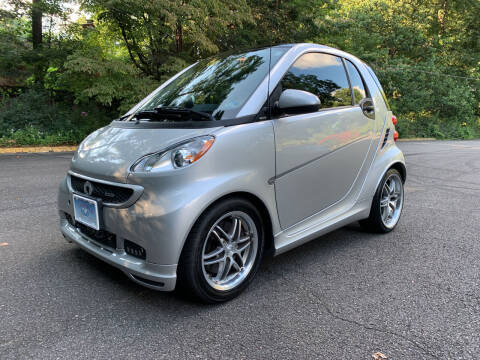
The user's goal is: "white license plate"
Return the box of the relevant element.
[73,194,100,230]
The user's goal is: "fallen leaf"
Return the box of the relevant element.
[372,352,388,360]
[0,242,8,247]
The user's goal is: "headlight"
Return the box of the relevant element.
[131,135,215,173]
[171,136,215,168]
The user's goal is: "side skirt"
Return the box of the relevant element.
[273,199,371,255]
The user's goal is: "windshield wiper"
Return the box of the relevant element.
[132,106,213,122]
[156,106,214,121]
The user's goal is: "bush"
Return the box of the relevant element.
[376,63,480,139]
[0,126,85,146]
[0,88,114,146]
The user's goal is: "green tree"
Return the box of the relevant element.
[81,0,252,80]
[314,0,480,138]
[1,0,479,144]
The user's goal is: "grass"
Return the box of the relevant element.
[0,126,88,147]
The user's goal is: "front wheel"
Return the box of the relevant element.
[177,197,264,303]
[360,168,404,233]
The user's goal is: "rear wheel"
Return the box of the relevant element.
[177,197,264,303]
[360,168,404,233]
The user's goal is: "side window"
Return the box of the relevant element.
[345,60,366,104]
[281,53,351,109]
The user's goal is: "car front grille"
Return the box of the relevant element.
[70,175,133,204]
[75,221,117,249]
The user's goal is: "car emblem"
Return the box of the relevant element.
[83,181,94,196]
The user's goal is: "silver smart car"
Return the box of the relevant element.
[58,43,406,302]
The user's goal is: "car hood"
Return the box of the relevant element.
[71,124,220,183]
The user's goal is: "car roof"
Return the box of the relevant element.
[284,43,361,62]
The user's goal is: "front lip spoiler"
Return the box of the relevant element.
[60,218,177,291]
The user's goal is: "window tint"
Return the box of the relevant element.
[281,53,351,109]
[345,60,366,104]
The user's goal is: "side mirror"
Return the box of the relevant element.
[275,89,321,115]
[359,98,375,119]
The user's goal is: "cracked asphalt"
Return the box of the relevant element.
[1,140,480,359]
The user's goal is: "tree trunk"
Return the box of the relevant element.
[32,0,42,49]
[175,22,183,53]
[31,0,43,84]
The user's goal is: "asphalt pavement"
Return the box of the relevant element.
[1,140,480,359]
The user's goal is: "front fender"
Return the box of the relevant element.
[124,120,279,265]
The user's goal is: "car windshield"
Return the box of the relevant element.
[129,46,290,121]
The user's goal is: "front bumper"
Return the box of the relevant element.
[57,170,191,292]
[60,215,177,291]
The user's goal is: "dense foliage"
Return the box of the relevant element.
[0,0,479,145]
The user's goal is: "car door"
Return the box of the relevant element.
[273,52,374,229]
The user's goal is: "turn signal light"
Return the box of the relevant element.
[392,115,397,126]
[394,130,399,142]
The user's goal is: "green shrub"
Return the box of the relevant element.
[0,88,114,146]
[0,126,84,146]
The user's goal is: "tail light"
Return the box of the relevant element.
[394,131,399,141]
[392,115,398,141]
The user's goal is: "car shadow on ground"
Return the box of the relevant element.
[58,221,383,308]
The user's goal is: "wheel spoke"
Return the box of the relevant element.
[228,218,239,240]
[235,253,245,267]
[214,257,227,281]
[204,256,226,266]
[215,225,229,242]
[381,188,388,198]
[203,247,224,260]
[381,206,387,220]
[235,219,243,241]
[391,191,401,200]
[384,182,392,194]
[387,203,395,219]
[236,241,251,253]
[380,197,389,207]
[389,180,395,194]
[232,260,242,272]
[211,230,227,248]
[235,235,250,244]
[219,257,233,281]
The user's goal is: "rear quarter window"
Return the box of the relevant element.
[345,60,367,104]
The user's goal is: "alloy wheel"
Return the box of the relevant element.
[380,173,404,229]
[201,211,258,291]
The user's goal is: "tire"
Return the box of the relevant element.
[360,168,404,233]
[177,197,265,303]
